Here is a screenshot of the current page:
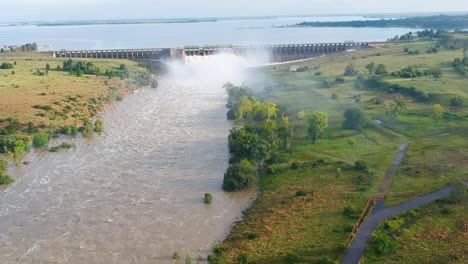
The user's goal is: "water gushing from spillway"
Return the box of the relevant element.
[0,55,260,263]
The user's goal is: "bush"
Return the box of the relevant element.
[49,146,60,152]
[295,190,307,197]
[370,231,398,256]
[32,133,49,148]
[94,119,104,133]
[290,161,300,170]
[331,93,338,100]
[222,160,257,192]
[82,119,94,138]
[0,160,7,173]
[448,181,467,204]
[343,108,367,130]
[204,193,213,204]
[0,174,14,185]
[353,160,368,171]
[285,252,300,263]
[343,205,356,218]
[237,253,250,264]
[269,153,289,164]
[173,251,180,259]
[67,125,78,136]
[335,77,345,83]
[0,62,14,69]
[247,233,259,240]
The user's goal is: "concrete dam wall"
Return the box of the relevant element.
[52,42,369,64]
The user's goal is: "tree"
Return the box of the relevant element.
[223,160,258,192]
[307,112,328,144]
[82,119,94,138]
[94,119,104,133]
[432,104,445,123]
[32,133,49,148]
[343,108,367,130]
[46,63,51,71]
[365,62,376,76]
[431,68,442,79]
[386,96,410,117]
[119,64,127,71]
[450,96,463,109]
[375,64,388,75]
[344,62,358,76]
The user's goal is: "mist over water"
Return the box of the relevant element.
[0,55,257,263]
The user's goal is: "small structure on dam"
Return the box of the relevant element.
[52,42,369,64]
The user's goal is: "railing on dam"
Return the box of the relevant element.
[52,42,370,63]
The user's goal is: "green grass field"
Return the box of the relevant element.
[217,38,468,263]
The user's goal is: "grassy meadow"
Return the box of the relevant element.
[216,37,468,263]
[0,52,148,128]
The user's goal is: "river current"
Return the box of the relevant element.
[0,61,255,263]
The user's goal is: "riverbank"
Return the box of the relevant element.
[214,35,468,263]
[0,52,152,177]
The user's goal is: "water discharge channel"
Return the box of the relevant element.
[0,58,257,263]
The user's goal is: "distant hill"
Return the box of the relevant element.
[292,15,468,29]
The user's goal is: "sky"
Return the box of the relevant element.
[1,0,468,22]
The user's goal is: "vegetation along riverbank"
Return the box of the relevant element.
[0,48,153,184]
[211,32,467,263]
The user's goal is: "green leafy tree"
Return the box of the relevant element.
[307,112,328,144]
[450,96,463,109]
[343,108,367,130]
[344,62,358,76]
[46,63,51,71]
[223,160,258,192]
[32,133,49,148]
[82,119,94,138]
[375,64,388,75]
[365,62,376,76]
[432,104,445,123]
[94,119,104,133]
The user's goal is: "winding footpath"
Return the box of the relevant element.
[341,144,459,264]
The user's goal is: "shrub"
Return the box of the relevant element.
[448,181,467,204]
[32,133,49,148]
[247,233,259,240]
[370,231,398,256]
[67,125,78,136]
[0,160,7,173]
[343,205,356,218]
[331,93,338,100]
[269,153,289,164]
[82,119,94,138]
[335,77,345,83]
[213,243,225,254]
[441,207,459,215]
[49,146,60,152]
[204,193,213,204]
[222,160,257,192]
[343,108,367,130]
[237,253,250,264]
[317,256,337,264]
[94,119,104,133]
[290,161,300,170]
[353,160,368,171]
[0,62,14,69]
[295,190,307,197]
[314,71,322,76]
[185,254,192,264]
[285,252,300,263]
[0,174,14,185]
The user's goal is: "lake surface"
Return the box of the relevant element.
[0,64,256,263]
[0,16,413,50]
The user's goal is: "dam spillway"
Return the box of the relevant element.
[52,42,370,63]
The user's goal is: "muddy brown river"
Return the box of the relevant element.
[0,62,256,263]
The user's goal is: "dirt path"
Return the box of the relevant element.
[377,143,408,196]
[341,186,454,264]
[341,143,458,264]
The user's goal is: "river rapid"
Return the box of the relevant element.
[0,57,256,263]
